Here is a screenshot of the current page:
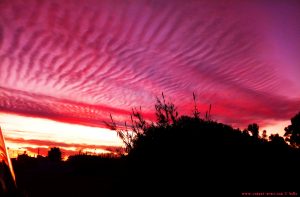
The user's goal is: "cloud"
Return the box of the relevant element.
[0,86,156,127]
[0,0,299,132]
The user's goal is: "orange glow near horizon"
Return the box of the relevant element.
[0,113,124,158]
[0,111,290,159]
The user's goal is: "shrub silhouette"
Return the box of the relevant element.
[107,94,300,196]
[155,92,178,126]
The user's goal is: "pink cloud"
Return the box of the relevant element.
[0,0,299,134]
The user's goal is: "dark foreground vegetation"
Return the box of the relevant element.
[11,94,300,196]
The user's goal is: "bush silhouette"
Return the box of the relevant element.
[107,94,300,196]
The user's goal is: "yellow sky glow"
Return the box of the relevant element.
[260,120,289,136]
[0,113,123,157]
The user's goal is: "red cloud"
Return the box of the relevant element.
[0,0,299,135]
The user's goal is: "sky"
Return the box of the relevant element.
[0,0,299,157]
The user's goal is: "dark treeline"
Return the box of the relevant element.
[11,94,300,196]
[12,149,127,197]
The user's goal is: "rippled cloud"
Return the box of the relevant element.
[0,0,299,131]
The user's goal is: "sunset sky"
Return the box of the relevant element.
[0,0,299,158]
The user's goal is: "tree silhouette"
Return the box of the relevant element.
[284,112,300,147]
[247,123,259,138]
[47,147,62,162]
[269,134,286,146]
[261,130,267,141]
